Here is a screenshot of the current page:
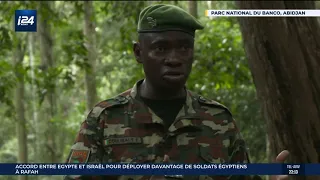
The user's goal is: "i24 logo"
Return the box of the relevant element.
[17,16,35,26]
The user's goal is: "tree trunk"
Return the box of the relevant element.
[316,1,320,8]
[13,37,28,180]
[236,1,320,179]
[316,1,320,23]
[207,1,212,9]
[188,1,198,18]
[28,33,39,162]
[266,135,271,180]
[84,1,98,111]
[38,1,57,163]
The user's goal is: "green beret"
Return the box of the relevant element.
[138,4,204,36]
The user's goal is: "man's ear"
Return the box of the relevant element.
[133,42,142,64]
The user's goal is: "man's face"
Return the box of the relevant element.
[134,31,195,91]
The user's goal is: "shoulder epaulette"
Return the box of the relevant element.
[197,95,232,115]
[86,95,129,124]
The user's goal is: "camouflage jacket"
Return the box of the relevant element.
[64,80,262,180]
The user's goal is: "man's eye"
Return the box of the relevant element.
[155,47,165,52]
[181,46,187,51]
[179,46,189,51]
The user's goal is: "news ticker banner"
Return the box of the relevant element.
[205,10,320,17]
[1,163,319,175]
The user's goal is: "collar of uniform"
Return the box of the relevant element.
[128,79,200,130]
[129,79,142,100]
[168,90,201,133]
[128,79,164,125]
[129,79,193,104]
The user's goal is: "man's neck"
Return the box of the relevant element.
[139,79,186,100]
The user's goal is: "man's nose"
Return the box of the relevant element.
[164,51,182,67]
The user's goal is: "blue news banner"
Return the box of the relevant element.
[0,163,319,175]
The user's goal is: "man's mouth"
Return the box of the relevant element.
[163,71,184,76]
[162,71,185,82]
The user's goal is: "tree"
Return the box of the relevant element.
[188,1,198,18]
[13,35,28,180]
[83,1,98,111]
[236,1,320,178]
[38,1,58,163]
[27,32,39,163]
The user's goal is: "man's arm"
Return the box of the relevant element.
[64,109,109,180]
[227,118,262,180]
[227,118,290,180]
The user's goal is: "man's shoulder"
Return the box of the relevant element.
[188,90,232,116]
[86,89,132,123]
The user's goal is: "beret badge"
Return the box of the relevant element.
[147,17,157,28]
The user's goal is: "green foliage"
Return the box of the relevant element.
[33,67,62,105]
[0,61,15,116]
[0,27,12,53]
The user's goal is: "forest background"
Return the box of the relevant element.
[1,1,320,180]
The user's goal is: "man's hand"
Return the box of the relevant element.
[270,150,290,180]
[150,150,290,180]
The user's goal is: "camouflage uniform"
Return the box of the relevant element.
[64,80,261,180]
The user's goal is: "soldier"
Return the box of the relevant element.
[64,4,289,180]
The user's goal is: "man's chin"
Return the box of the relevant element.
[161,76,186,89]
